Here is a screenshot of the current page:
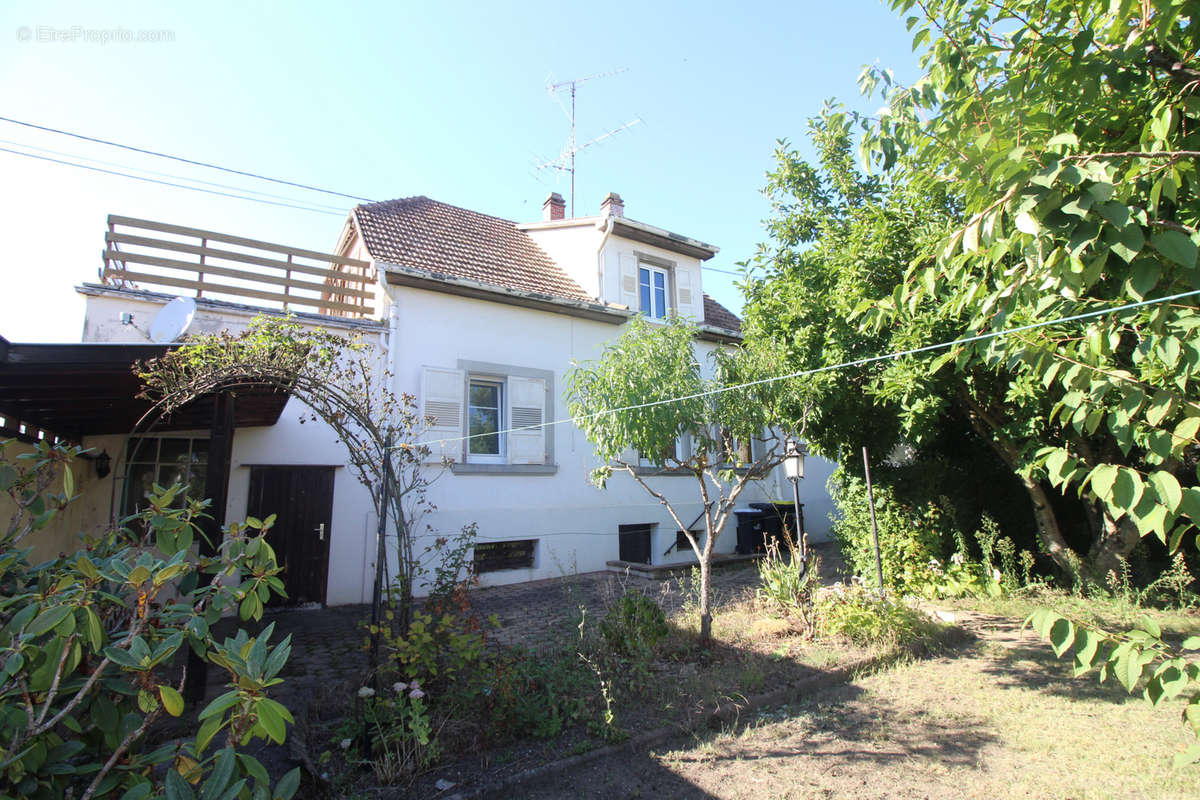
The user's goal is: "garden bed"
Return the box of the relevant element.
[305,571,957,799]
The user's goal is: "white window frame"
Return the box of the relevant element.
[466,377,506,464]
[638,263,671,320]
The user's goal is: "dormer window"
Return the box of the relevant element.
[638,264,669,319]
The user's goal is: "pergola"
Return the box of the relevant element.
[0,336,288,445]
[0,333,292,702]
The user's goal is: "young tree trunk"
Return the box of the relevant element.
[698,556,713,646]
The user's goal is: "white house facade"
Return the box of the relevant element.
[20,191,836,605]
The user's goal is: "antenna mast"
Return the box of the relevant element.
[539,68,640,217]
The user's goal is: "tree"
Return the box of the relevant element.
[848,0,1200,578]
[565,315,804,645]
[743,109,1053,567]
[137,315,439,631]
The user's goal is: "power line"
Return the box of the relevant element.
[0,138,351,213]
[410,288,1200,450]
[0,146,347,217]
[0,115,376,204]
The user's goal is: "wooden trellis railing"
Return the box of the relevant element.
[101,215,377,318]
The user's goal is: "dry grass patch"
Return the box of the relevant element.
[647,618,1199,800]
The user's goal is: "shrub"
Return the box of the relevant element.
[340,681,439,784]
[816,582,938,647]
[0,439,299,799]
[829,468,951,593]
[756,536,820,635]
[598,590,669,660]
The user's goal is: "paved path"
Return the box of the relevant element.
[214,540,846,711]
[202,542,847,783]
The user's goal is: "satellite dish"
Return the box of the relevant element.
[149,297,196,343]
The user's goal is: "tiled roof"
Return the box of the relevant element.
[353,196,591,302]
[353,195,739,331]
[703,294,741,331]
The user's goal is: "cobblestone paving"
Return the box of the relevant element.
[205,542,848,776]
[216,542,847,708]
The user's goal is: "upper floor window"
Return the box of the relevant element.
[638,265,669,319]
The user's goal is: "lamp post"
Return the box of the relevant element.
[783,439,806,563]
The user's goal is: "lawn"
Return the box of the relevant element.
[306,567,1200,799]
[509,601,1200,800]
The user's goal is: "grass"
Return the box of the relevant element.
[941,584,1200,640]
[645,604,1200,800]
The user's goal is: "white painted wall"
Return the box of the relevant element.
[65,204,838,603]
[520,220,604,299]
[79,289,384,606]
[389,283,835,591]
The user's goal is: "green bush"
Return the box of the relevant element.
[598,590,669,660]
[816,582,938,647]
[0,439,299,799]
[756,536,820,635]
[829,468,951,593]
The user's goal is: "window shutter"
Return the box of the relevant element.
[421,366,464,462]
[618,253,639,310]
[506,375,546,465]
[675,268,702,321]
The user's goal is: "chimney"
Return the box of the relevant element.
[600,192,624,218]
[543,192,566,221]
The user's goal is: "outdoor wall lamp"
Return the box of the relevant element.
[81,449,111,479]
[783,439,807,562]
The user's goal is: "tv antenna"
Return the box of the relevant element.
[538,69,641,217]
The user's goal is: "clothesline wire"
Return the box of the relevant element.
[392,288,1200,451]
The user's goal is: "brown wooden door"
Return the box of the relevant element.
[247,467,335,606]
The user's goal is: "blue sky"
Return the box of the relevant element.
[0,1,921,342]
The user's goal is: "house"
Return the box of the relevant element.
[3,192,836,605]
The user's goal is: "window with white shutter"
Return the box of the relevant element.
[674,267,703,321]
[420,366,464,462]
[506,375,546,465]
[618,252,639,310]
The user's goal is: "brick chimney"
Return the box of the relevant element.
[600,192,624,218]
[543,192,566,221]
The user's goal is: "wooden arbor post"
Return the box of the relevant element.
[184,390,236,705]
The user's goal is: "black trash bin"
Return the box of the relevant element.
[750,502,805,550]
[734,508,767,554]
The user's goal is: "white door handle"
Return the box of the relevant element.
[316,523,325,541]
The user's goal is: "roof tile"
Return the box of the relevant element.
[354,195,740,332]
[353,196,591,302]
[702,294,741,331]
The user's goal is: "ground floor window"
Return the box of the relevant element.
[467,379,504,460]
[474,539,536,572]
[675,529,704,552]
[121,436,208,516]
[618,523,654,564]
